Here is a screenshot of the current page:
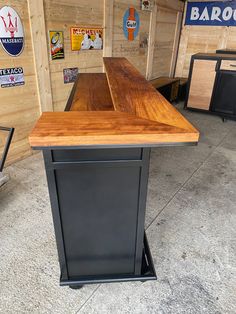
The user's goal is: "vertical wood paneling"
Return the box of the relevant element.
[28,0,53,112]
[176,1,236,78]
[113,0,151,76]
[44,0,104,112]
[0,0,40,165]
[103,0,114,58]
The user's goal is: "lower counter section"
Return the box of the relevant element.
[43,147,157,286]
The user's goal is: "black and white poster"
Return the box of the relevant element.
[0,67,25,88]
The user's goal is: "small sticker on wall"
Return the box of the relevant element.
[141,0,152,11]
[0,67,25,88]
[0,6,24,57]
[63,68,79,84]
[123,8,140,41]
[49,31,65,60]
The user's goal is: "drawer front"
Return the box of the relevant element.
[220,60,236,71]
[52,148,142,162]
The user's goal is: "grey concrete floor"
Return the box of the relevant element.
[0,105,236,314]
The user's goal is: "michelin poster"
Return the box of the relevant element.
[70,27,103,51]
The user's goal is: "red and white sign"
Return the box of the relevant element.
[0,6,24,56]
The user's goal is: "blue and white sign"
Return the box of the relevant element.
[185,1,236,26]
[0,6,24,56]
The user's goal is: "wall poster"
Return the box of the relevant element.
[0,67,25,88]
[49,31,64,60]
[63,67,79,84]
[123,8,140,41]
[0,6,24,57]
[70,27,103,51]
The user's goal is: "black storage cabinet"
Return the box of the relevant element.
[43,147,156,288]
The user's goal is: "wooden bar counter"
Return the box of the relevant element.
[29,58,199,288]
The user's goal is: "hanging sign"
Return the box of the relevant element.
[123,8,140,41]
[185,1,236,26]
[0,6,24,56]
[49,31,65,60]
[0,67,25,88]
[70,27,103,51]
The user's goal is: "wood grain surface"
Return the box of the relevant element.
[187,59,217,111]
[104,57,198,132]
[70,74,113,111]
[29,58,199,148]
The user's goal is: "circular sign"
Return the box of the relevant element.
[123,8,140,41]
[0,6,24,57]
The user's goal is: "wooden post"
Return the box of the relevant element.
[217,27,229,50]
[146,1,158,80]
[27,0,53,113]
[169,11,183,78]
[103,0,114,58]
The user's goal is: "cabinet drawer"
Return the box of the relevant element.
[220,60,236,71]
[52,148,142,162]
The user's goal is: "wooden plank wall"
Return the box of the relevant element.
[175,1,236,78]
[44,0,104,112]
[113,0,183,78]
[0,0,40,165]
[113,0,151,75]
[152,0,183,79]
[0,0,184,165]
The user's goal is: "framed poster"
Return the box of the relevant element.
[63,68,79,84]
[70,27,103,51]
[49,31,64,60]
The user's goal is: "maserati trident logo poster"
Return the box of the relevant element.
[0,6,24,56]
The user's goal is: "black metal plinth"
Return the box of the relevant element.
[61,233,156,287]
[43,147,157,287]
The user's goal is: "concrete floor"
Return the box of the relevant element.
[0,105,236,314]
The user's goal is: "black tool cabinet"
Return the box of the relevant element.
[186,53,236,121]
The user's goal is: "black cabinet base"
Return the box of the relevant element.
[60,233,157,287]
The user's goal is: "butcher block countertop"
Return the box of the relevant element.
[29,58,199,148]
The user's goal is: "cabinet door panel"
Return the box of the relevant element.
[188,60,217,110]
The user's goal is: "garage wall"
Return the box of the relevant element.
[175,1,236,78]
[152,0,183,78]
[0,0,40,165]
[44,0,104,111]
[0,0,184,165]
[113,0,151,75]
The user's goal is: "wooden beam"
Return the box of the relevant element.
[27,0,53,113]
[217,27,229,50]
[103,0,114,58]
[169,11,183,78]
[146,1,158,80]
